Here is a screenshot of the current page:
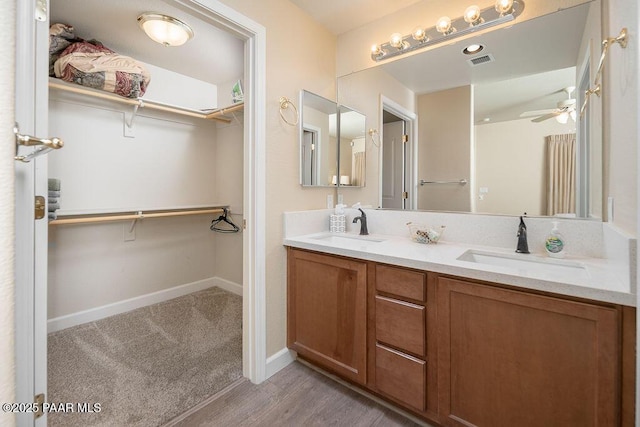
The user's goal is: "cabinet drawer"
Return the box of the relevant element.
[375,296,425,357]
[376,265,426,302]
[376,344,426,412]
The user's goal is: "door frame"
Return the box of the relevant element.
[14,2,267,425]
[379,96,418,210]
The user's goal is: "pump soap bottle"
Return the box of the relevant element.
[544,221,565,258]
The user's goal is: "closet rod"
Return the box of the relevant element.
[49,207,225,226]
[49,80,235,123]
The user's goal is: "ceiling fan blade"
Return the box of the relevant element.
[520,109,556,118]
[531,110,561,122]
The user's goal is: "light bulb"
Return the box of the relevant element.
[371,44,382,55]
[412,27,427,42]
[390,33,404,48]
[462,43,484,55]
[436,16,454,35]
[464,5,483,26]
[556,112,569,124]
[495,0,514,15]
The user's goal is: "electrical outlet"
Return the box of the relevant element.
[327,194,334,209]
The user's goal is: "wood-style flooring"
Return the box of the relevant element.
[164,361,430,427]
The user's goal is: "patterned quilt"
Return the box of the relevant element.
[49,23,150,99]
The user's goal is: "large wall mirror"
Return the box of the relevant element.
[300,90,367,187]
[337,0,602,219]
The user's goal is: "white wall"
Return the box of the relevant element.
[475,117,576,216]
[47,76,243,318]
[0,0,16,424]
[603,0,638,235]
[213,115,244,285]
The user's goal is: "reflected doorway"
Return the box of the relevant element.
[380,99,417,210]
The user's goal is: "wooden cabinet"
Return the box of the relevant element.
[286,248,635,426]
[436,276,621,427]
[370,265,435,416]
[287,248,367,384]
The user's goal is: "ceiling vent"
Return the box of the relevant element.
[467,53,495,66]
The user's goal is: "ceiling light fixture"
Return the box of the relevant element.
[137,13,194,47]
[462,43,484,54]
[370,0,524,62]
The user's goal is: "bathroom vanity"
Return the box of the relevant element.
[284,213,636,426]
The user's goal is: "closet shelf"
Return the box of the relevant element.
[49,206,226,226]
[48,78,244,123]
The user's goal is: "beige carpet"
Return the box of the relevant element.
[48,287,243,427]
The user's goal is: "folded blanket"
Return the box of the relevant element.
[48,211,57,221]
[49,23,82,77]
[54,39,150,98]
[48,201,60,212]
[48,178,61,191]
[48,190,61,198]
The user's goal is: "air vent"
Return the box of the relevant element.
[467,53,495,66]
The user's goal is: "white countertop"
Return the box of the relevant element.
[284,231,636,306]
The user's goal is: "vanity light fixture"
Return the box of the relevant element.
[495,0,515,16]
[412,27,428,42]
[370,0,524,62]
[436,16,455,35]
[389,32,409,50]
[137,13,194,47]
[464,5,484,26]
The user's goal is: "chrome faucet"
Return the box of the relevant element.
[515,214,530,254]
[352,208,369,235]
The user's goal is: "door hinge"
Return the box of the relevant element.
[402,134,408,143]
[34,393,45,418]
[35,0,47,21]
[243,219,247,230]
[402,192,409,199]
[34,196,45,220]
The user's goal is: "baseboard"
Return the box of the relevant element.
[265,348,296,380]
[48,276,242,333]
[212,276,243,296]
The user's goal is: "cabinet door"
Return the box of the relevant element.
[437,276,619,427]
[287,249,367,384]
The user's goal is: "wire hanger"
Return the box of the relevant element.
[210,208,241,233]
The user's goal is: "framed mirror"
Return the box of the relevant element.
[338,105,367,187]
[337,1,602,219]
[300,90,338,187]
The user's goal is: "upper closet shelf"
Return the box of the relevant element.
[49,78,244,124]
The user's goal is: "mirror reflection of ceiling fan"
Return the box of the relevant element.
[522,86,577,124]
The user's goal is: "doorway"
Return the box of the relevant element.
[380,96,417,210]
[14,0,267,425]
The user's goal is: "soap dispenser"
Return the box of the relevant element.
[544,221,566,258]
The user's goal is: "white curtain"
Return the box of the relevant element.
[546,133,576,216]
[351,152,365,187]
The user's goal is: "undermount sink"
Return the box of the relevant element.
[311,234,386,245]
[457,249,590,280]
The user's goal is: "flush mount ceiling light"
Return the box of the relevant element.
[137,13,194,47]
[371,0,524,62]
[462,43,484,54]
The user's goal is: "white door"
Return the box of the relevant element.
[381,120,406,209]
[15,2,52,426]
